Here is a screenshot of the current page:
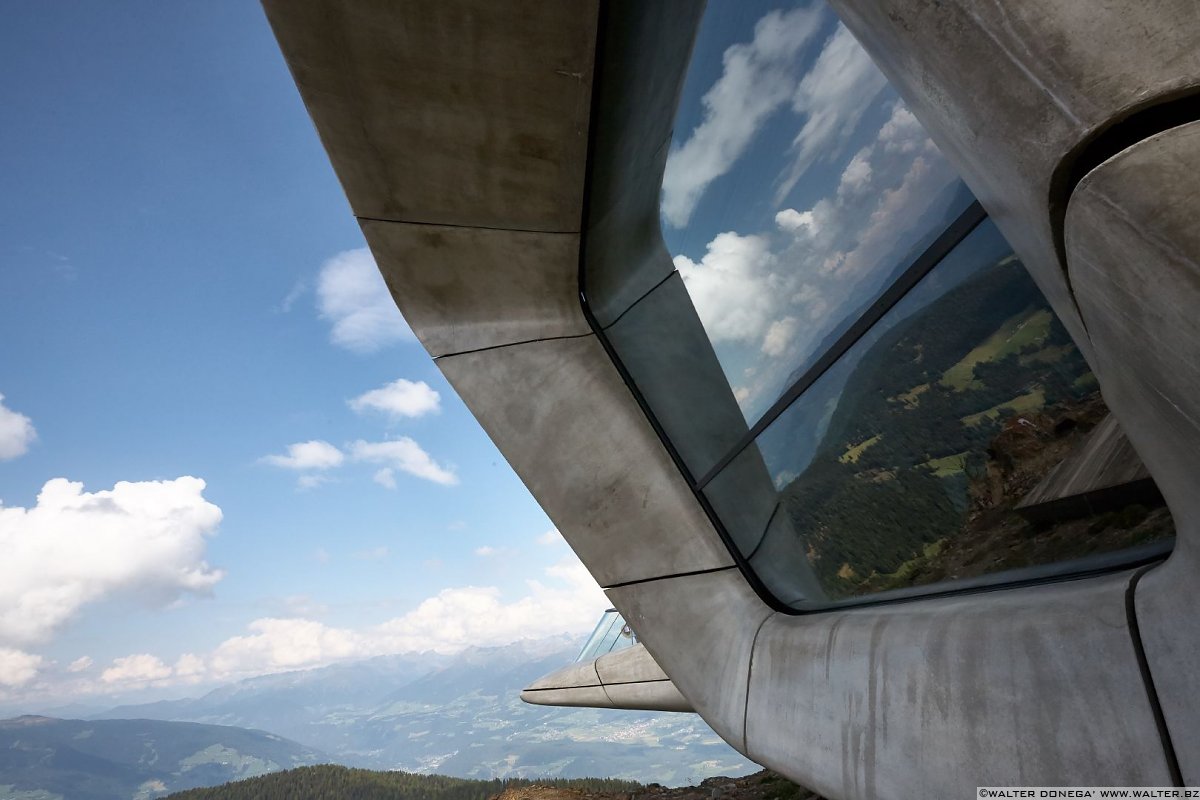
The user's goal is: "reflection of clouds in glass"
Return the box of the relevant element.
[674,232,777,344]
[661,5,824,228]
[775,24,889,203]
[679,100,960,419]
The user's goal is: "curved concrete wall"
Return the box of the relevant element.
[1064,121,1200,781]
[264,1,1200,797]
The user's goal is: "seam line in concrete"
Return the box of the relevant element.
[594,661,616,707]
[356,214,579,236]
[603,565,737,591]
[597,678,673,688]
[599,270,677,331]
[433,332,594,361]
[1125,564,1183,786]
[742,611,774,754]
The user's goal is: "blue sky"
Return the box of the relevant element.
[0,0,978,711]
[0,1,604,709]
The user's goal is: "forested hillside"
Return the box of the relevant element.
[165,765,643,800]
[774,255,1172,598]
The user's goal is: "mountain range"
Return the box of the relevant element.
[0,715,323,800]
[93,637,756,785]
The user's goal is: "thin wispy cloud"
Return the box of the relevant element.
[278,279,307,313]
[660,5,823,228]
[67,656,93,674]
[775,23,889,203]
[372,468,397,490]
[316,247,414,353]
[349,438,458,487]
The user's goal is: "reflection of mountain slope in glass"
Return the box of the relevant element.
[767,255,1170,599]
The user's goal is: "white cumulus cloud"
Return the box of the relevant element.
[0,648,42,687]
[261,440,344,471]
[679,96,958,418]
[349,378,440,420]
[350,439,457,486]
[101,653,173,686]
[0,477,224,648]
[762,316,800,357]
[317,247,414,353]
[0,394,36,461]
[82,551,608,688]
[67,656,93,673]
[675,232,778,344]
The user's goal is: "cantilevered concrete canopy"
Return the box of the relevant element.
[264,1,1200,797]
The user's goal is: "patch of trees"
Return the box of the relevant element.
[771,258,1097,598]
[166,765,645,800]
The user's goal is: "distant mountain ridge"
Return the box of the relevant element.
[0,715,323,800]
[96,637,755,785]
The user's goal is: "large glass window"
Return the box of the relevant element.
[661,0,974,423]
[702,220,1173,606]
[584,0,1174,611]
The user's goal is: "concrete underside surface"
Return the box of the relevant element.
[263,1,1200,797]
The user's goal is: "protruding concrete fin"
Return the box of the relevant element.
[521,643,693,713]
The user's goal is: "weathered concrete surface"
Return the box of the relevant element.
[608,569,774,753]
[828,0,1200,368]
[746,571,1170,799]
[263,0,597,232]
[602,681,692,713]
[522,644,692,713]
[518,685,613,709]
[525,659,602,692]
[437,335,734,587]
[361,221,588,357]
[1065,120,1200,781]
[594,642,670,685]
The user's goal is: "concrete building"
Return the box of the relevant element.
[262,1,1200,797]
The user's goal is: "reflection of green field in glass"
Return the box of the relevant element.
[893,382,930,408]
[940,308,1053,390]
[922,451,969,477]
[839,434,881,464]
[960,386,1045,427]
[773,256,1172,602]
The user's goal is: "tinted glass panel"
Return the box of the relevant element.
[705,220,1174,605]
[661,0,973,424]
[576,610,637,662]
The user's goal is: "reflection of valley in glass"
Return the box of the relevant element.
[743,221,1174,602]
